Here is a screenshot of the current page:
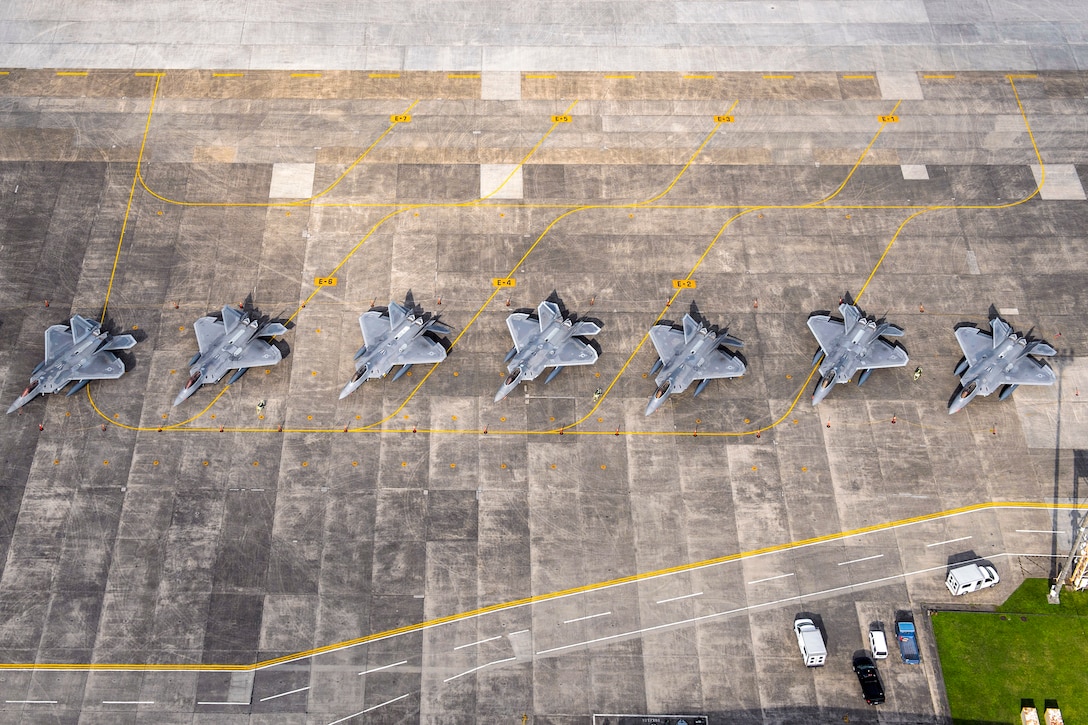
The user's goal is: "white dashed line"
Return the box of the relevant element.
[444,657,518,683]
[5,700,57,704]
[197,701,249,705]
[454,635,502,650]
[259,686,310,702]
[357,659,408,676]
[1016,529,1063,534]
[656,592,703,604]
[926,536,972,547]
[327,692,412,724]
[837,554,884,566]
[102,700,155,704]
[562,611,611,624]
[747,573,795,585]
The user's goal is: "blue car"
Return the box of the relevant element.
[896,620,920,664]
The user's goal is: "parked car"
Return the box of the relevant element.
[794,617,826,667]
[896,620,920,664]
[868,625,889,659]
[852,655,886,705]
[946,562,1000,595]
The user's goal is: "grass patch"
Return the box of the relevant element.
[932,579,1088,724]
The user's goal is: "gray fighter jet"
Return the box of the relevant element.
[948,315,1056,414]
[7,315,137,413]
[645,313,746,416]
[174,305,287,406]
[807,299,909,405]
[339,295,450,399]
[495,299,601,402]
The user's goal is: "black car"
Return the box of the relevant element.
[852,655,885,705]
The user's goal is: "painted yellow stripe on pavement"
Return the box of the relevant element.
[924,74,955,79]
[291,73,321,78]
[134,72,163,77]
[2,501,1081,672]
[56,71,88,76]
[212,72,243,77]
[842,74,874,79]
[763,74,793,79]
[606,74,635,79]
[684,75,715,79]
[448,73,480,79]
[525,74,555,79]
[369,72,400,78]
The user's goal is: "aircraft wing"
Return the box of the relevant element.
[1001,357,1057,386]
[954,326,992,366]
[44,324,72,360]
[359,311,389,347]
[698,348,746,379]
[807,315,844,353]
[74,351,127,380]
[551,338,598,367]
[230,339,282,369]
[506,313,539,350]
[393,335,447,366]
[860,339,909,370]
[193,316,224,353]
[648,324,685,361]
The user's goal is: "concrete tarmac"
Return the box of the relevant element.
[0,68,1087,723]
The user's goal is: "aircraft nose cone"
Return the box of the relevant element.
[6,399,24,414]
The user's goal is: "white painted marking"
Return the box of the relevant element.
[241,504,1088,672]
[747,573,795,585]
[197,701,249,705]
[259,686,309,702]
[926,536,972,548]
[454,635,502,650]
[5,700,57,704]
[357,659,408,676]
[327,692,413,725]
[837,554,884,566]
[444,656,518,683]
[508,629,530,636]
[534,552,1062,656]
[563,611,611,624]
[998,307,1019,316]
[102,700,155,704]
[1017,529,1064,534]
[656,591,703,604]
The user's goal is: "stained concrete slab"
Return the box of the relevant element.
[0,69,1086,724]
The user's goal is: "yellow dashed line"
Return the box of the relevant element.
[525,74,555,79]
[924,74,955,79]
[447,73,480,79]
[842,74,874,79]
[212,72,243,78]
[605,74,635,79]
[291,73,321,78]
[683,74,715,80]
[56,71,88,77]
[134,72,163,77]
[369,73,400,78]
[763,74,793,79]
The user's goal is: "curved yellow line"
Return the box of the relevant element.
[3,500,1081,672]
[100,74,162,319]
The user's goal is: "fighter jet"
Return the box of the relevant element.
[495,299,601,402]
[948,315,1056,414]
[807,299,910,405]
[645,313,746,416]
[174,305,287,406]
[339,295,450,399]
[7,315,137,413]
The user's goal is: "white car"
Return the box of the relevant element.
[868,627,889,659]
